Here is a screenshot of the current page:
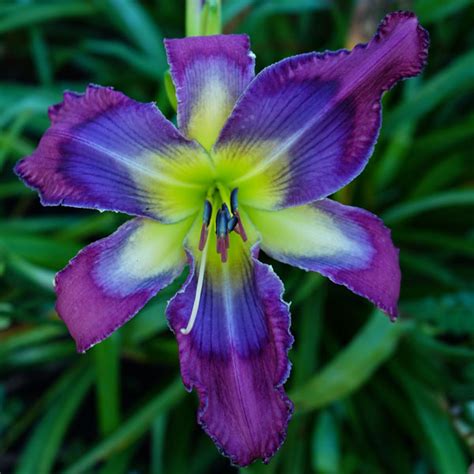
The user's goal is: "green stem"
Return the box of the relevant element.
[94,334,121,436]
[185,0,201,37]
[185,0,221,37]
[201,0,221,35]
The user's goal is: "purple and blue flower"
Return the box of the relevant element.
[15,11,429,466]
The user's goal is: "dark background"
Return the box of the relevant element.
[0,0,473,473]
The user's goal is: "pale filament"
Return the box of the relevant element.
[180,235,209,335]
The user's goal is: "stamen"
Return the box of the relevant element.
[229,188,248,242]
[198,200,212,251]
[234,210,248,242]
[227,216,238,232]
[216,208,227,237]
[230,188,239,214]
[215,208,229,263]
[222,203,231,220]
[180,236,209,335]
[217,237,228,262]
[198,224,208,251]
[222,205,231,250]
[203,200,212,225]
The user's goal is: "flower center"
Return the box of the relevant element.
[198,185,247,263]
[179,185,248,336]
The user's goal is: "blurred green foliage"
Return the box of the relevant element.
[0,0,473,473]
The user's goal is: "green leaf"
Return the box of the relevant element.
[0,233,80,268]
[0,324,65,359]
[411,112,474,158]
[0,110,32,170]
[392,366,468,474]
[0,361,87,454]
[0,84,60,128]
[63,379,185,474]
[403,292,474,334]
[385,51,474,132]
[100,0,166,68]
[311,410,340,474]
[290,312,408,412]
[291,283,325,386]
[408,154,465,198]
[30,25,53,86]
[246,0,331,22]
[415,0,472,23]
[3,341,75,368]
[6,253,55,292]
[395,229,474,258]
[292,272,324,306]
[222,0,253,24]
[83,40,163,79]
[0,3,96,34]
[151,415,167,474]
[0,216,84,234]
[400,251,464,288]
[0,181,34,199]
[382,189,474,224]
[122,298,168,345]
[241,0,330,31]
[409,333,474,360]
[371,68,420,191]
[55,214,118,240]
[93,335,121,436]
[15,366,93,474]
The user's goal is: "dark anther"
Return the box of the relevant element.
[227,216,238,232]
[229,188,247,242]
[222,203,232,221]
[216,208,229,262]
[203,200,212,226]
[230,188,239,214]
[216,209,227,237]
[199,200,213,251]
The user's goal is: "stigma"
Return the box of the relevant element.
[198,187,247,263]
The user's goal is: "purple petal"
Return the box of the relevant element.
[167,245,293,466]
[214,12,429,209]
[56,217,191,352]
[165,35,255,150]
[247,199,400,318]
[15,85,211,222]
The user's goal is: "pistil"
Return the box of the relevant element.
[180,232,209,335]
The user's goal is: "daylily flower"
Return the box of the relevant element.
[15,11,428,466]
